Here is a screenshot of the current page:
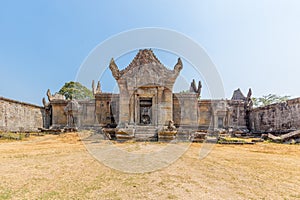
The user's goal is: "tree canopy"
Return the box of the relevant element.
[58,81,93,100]
[252,94,290,107]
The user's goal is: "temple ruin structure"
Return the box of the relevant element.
[1,49,300,141]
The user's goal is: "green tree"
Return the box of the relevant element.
[252,94,290,107]
[58,81,93,100]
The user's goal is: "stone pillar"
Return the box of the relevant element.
[163,88,173,125]
[152,89,157,126]
[118,80,130,127]
[157,87,164,126]
[213,111,218,129]
[129,90,135,125]
[135,94,139,125]
[237,106,240,128]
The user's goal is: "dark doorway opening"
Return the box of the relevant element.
[140,98,152,125]
[218,117,224,128]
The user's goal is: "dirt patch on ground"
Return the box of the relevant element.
[0,133,299,199]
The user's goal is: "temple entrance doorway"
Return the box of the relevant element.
[139,98,152,125]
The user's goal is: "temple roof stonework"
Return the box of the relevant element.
[231,88,246,101]
[121,49,168,75]
[109,49,183,89]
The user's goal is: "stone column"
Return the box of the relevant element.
[157,87,164,126]
[213,111,218,129]
[163,88,173,125]
[118,80,130,127]
[152,90,157,127]
[237,106,240,128]
[135,94,139,125]
[129,91,135,125]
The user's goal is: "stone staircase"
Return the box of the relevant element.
[134,126,158,141]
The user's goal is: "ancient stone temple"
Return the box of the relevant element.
[39,49,202,140]
[108,49,188,140]
[2,49,300,141]
[109,49,182,128]
[39,49,251,141]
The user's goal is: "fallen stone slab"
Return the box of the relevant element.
[280,130,300,141]
[266,130,300,143]
[267,133,281,142]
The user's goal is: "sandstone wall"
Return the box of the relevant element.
[173,93,198,128]
[197,100,247,130]
[49,94,119,129]
[95,93,117,126]
[80,100,98,127]
[251,98,300,132]
[50,99,100,129]
[0,97,45,132]
[50,100,67,128]
[227,100,247,129]
[198,100,213,129]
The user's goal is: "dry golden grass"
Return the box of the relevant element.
[0,133,299,200]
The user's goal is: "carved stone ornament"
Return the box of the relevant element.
[46,89,65,101]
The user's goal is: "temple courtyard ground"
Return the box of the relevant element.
[0,132,299,200]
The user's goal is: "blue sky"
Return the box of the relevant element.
[1,0,300,105]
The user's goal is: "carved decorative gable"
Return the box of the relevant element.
[121,49,165,74]
[109,49,182,89]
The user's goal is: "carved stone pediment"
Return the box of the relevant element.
[109,49,182,89]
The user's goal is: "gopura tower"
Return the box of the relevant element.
[109,49,183,128]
